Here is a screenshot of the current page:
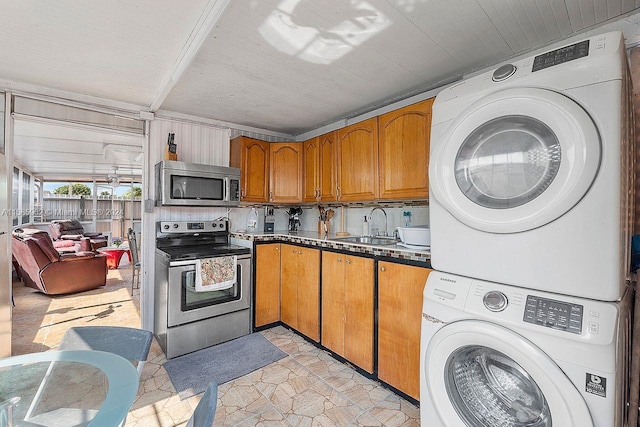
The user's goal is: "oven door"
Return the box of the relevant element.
[167,255,251,327]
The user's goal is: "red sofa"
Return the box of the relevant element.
[12,229,108,295]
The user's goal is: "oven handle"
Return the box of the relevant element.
[168,253,251,267]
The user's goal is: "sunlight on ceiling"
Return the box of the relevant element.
[259,0,392,65]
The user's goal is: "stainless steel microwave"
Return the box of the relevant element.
[155,160,241,207]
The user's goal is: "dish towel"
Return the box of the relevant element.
[195,255,237,292]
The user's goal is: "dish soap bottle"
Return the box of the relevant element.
[247,208,259,233]
[362,215,369,236]
[403,211,412,227]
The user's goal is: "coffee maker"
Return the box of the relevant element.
[264,206,275,232]
[287,207,302,233]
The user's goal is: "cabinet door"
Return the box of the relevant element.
[378,261,432,400]
[378,98,434,200]
[321,251,345,355]
[269,142,303,203]
[280,244,299,329]
[303,137,319,202]
[230,136,270,203]
[336,117,379,201]
[318,131,337,202]
[254,244,281,327]
[296,246,320,341]
[344,255,374,373]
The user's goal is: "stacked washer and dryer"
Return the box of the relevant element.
[421,31,635,427]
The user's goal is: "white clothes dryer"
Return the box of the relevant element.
[429,31,634,301]
[420,271,631,427]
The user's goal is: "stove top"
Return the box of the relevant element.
[157,244,250,261]
[155,220,250,261]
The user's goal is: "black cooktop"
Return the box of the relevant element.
[157,244,250,261]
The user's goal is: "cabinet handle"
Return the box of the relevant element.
[275,247,279,250]
[269,191,273,201]
[337,187,340,198]
[292,249,297,253]
[337,258,342,262]
[298,251,302,254]
[380,266,386,272]
[345,259,351,264]
[241,189,245,197]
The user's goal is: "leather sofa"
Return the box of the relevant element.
[12,229,108,295]
[48,219,108,251]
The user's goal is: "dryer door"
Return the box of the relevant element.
[424,320,593,427]
[429,87,600,233]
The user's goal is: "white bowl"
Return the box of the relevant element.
[397,226,430,247]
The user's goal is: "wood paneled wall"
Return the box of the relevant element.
[630,48,640,235]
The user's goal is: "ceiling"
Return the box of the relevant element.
[3,0,640,179]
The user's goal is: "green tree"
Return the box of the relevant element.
[123,186,142,198]
[100,190,112,197]
[53,183,92,195]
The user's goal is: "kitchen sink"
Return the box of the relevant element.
[329,236,398,246]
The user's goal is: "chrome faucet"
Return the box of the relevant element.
[369,207,388,236]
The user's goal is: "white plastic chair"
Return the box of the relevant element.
[59,326,152,378]
[186,382,218,427]
[127,227,141,295]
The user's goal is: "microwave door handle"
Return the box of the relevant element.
[224,177,230,202]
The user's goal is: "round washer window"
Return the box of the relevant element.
[445,345,551,427]
[455,115,561,209]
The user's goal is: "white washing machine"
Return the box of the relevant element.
[428,31,634,301]
[420,271,631,427]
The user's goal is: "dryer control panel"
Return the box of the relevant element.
[532,39,589,72]
[523,295,583,334]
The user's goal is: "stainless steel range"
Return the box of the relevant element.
[154,220,251,359]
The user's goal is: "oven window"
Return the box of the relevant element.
[170,174,224,200]
[181,265,242,311]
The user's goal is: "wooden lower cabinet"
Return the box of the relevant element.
[321,251,374,373]
[281,244,320,341]
[377,261,432,400]
[254,243,281,327]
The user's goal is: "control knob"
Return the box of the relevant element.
[173,223,179,229]
[483,291,508,312]
[163,224,169,230]
[212,223,217,228]
[492,64,517,82]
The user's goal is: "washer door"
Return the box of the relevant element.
[425,320,593,427]
[430,88,600,233]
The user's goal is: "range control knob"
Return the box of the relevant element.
[163,224,169,230]
[483,291,508,312]
[173,223,179,229]
[212,223,217,228]
[492,64,517,82]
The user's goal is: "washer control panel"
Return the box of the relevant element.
[523,295,583,334]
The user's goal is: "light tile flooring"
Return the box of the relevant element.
[12,258,420,426]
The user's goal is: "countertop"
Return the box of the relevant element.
[230,230,431,264]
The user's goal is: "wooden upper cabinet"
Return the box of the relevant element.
[303,131,338,203]
[318,132,338,202]
[269,142,303,203]
[303,137,319,202]
[337,118,379,201]
[230,136,270,203]
[378,98,434,200]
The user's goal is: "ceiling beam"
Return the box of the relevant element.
[149,0,231,111]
